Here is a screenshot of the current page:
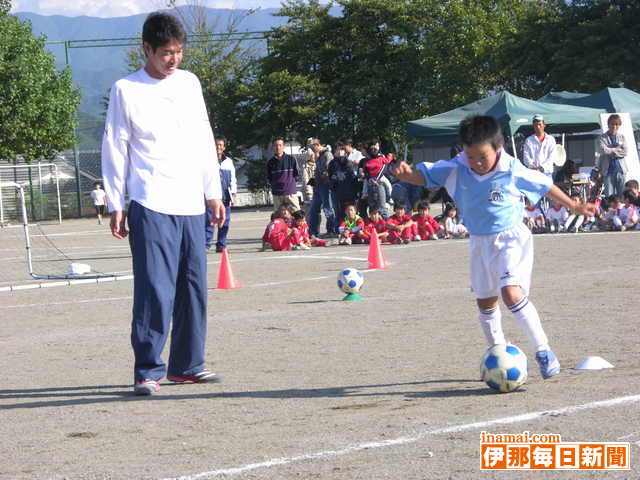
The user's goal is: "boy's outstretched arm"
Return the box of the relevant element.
[545,185,596,216]
[392,161,426,186]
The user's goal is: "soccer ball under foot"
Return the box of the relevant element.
[480,344,528,393]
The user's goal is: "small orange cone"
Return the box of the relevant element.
[367,229,389,270]
[215,248,241,289]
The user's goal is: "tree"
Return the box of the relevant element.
[256,0,530,151]
[0,14,80,162]
[500,0,640,95]
[1,0,10,15]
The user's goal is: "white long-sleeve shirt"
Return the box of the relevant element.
[523,134,556,175]
[101,68,221,215]
[220,156,237,194]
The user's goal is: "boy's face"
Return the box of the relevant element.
[418,208,427,217]
[370,212,380,221]
[394,207,405,217]
[345,206,356,219]
[464,142,500,175]
[294,217,304,226]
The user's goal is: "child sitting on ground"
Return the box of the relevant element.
[386,204,417,244]
[411,201,442,240]
[523,198,546,233]
[292,210,328,247]
[546,201,569,233]
[564,194,586,233]
[364,208,389,243]
[261,210,304,251]
[338,204,368,245]
[442,203,468,238]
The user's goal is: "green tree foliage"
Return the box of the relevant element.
[255,0,528,150]
[500,0,640,96]
[0,14,80,161]
[1,0,11,15]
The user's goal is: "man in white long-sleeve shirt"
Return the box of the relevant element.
[101,12,226,396]
[523,114,556,177]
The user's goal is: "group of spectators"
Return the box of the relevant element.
[263,112,639,250]
[521,113,640,234]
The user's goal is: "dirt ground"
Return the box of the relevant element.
[1,210,638,479]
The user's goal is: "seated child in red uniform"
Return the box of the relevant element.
[292,210,327,247]
[338,204,368,245]
[411,201,442,240]
[386,204,417,244]
[364,208,389,243]
[261,210,303,251]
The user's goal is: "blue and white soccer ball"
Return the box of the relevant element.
[480,344,528,393]
[337,268,364,294]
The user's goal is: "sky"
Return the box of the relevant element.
[10,0,287,17]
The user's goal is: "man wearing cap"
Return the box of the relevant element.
[523,114,556,177]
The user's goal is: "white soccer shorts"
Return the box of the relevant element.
[469,222,533,299]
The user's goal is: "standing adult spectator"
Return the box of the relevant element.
[267,137,300,210]
[206,136,236,253]
[101,12,225,396]
[300,137,316,212]
[308,138,336,237]
[329,143,359,220]
[343,138,363,172]
[523,114,556,177]
[597,114,628,197]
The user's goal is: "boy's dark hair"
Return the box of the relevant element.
[93,181,102,187]
[142,12,186,53]
[292,210,306,220]
[608,194,620,205]
[623,189,639,206]
[343,203,356,212]
[458,115,504,149]
[368,207,379,215]
[417,201,430,211]
[624,179,639,190]
[367,139,380,148]
[342,138,354,147]
[393,203,405,210]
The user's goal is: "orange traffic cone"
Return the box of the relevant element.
[367,230,389,270]
[215,248,241,289]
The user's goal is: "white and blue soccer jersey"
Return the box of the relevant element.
[417,151,552,235]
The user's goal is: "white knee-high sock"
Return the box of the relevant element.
[508,297,550,352]
[479,306,506,346]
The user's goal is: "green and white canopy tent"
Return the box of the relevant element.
[406,91,607,154]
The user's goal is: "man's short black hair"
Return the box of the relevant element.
[142,12,186,53]
[342,138,354,147]
[458,115,504,150]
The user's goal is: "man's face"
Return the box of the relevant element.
[344,144,353,153]
[533,120,545,136]
[369,143,380,156]
[144,39,183,79]
[464,142,500,175]
[273,140,285,156]
[216,140,226,159]
[608,119,621,134]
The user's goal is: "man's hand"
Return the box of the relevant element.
[110,210,128,239]
[392,161,426,185]
[206,199,226,227]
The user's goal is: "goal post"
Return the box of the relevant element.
[1,181,127,281]
[0,163,63,224]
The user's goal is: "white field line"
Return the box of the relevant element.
[162,394,640,480]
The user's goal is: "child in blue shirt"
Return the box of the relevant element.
[393,115,596,379]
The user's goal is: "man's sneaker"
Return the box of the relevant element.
[535,350,560,379]
[134,379,160,396]
[167,369,222,384]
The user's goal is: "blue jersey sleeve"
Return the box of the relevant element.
[417,160,456,188]
[512,160,553,205]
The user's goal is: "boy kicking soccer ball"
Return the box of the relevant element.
[393,115,596,378]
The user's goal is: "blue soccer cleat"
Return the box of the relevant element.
[535,349,560,379]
